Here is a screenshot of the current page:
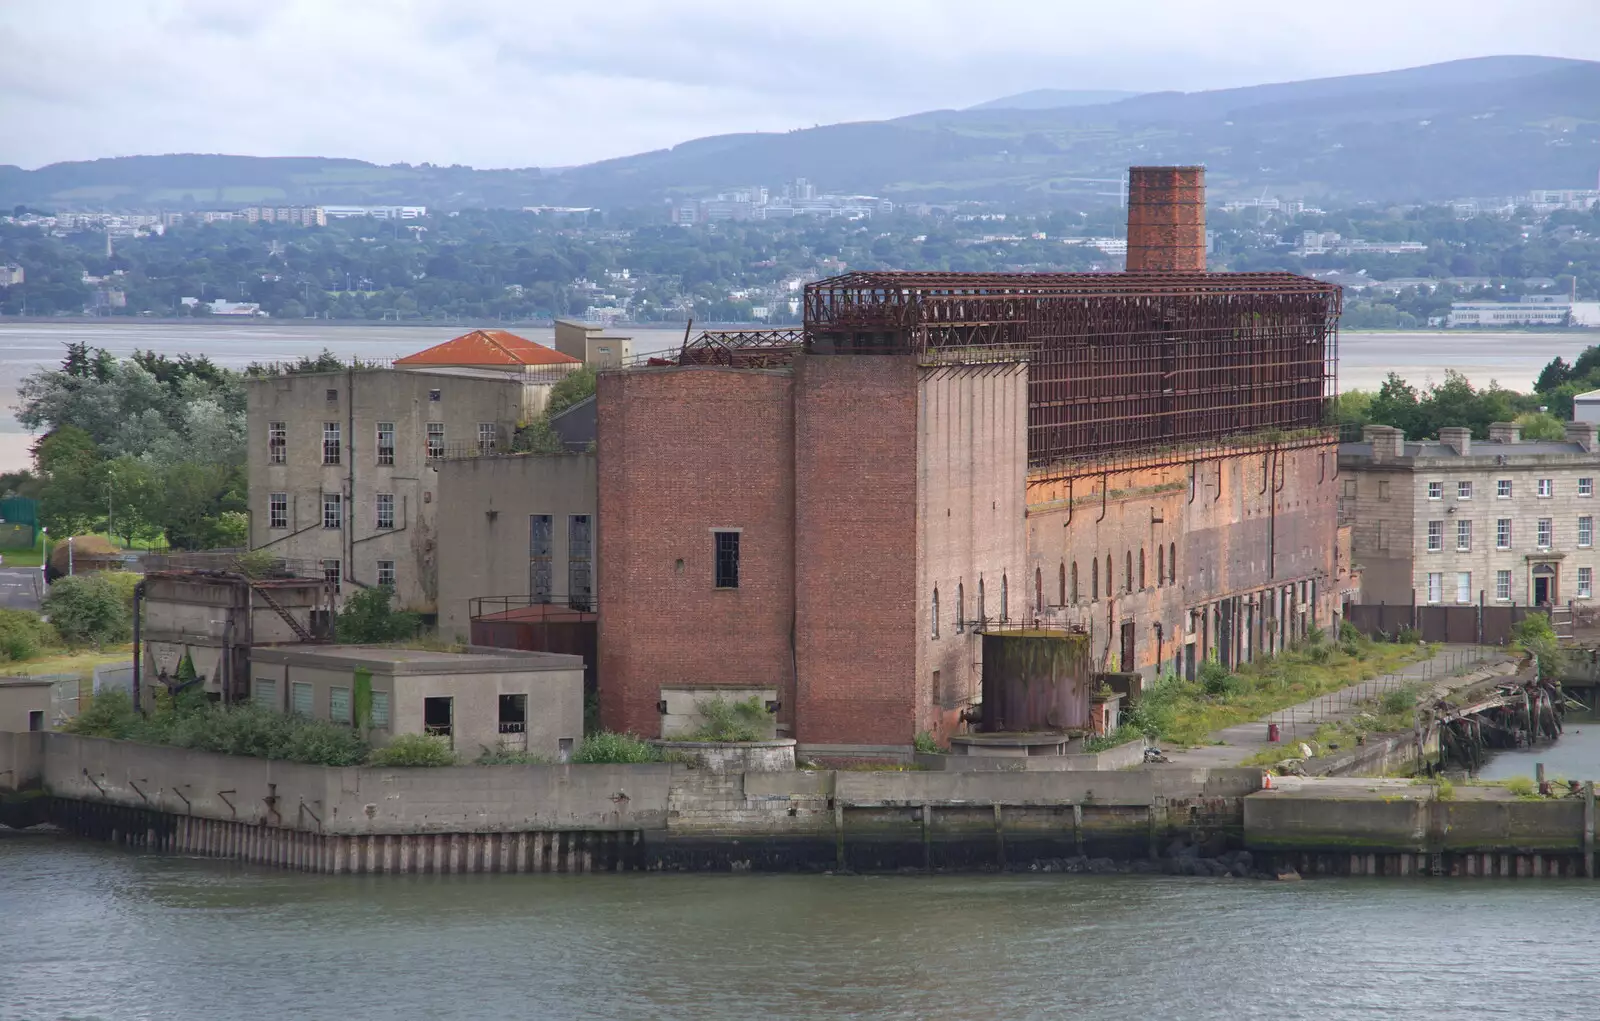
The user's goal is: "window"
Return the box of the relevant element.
[1106,556,1112,596]
[1496,518,1511,549]
[1342,478,1356,498]
[1458,481,1472,500]
[1069,562,1078,602]
[376,560,395,588]
[1538,478,1553,498]
[322,422,341,465]
[478,422,497,454]
[1426,520,1443,552]
[1582,478,1594,498]
[1169,542,1176,583]
[1456,571,1472,604]
[931,670,941,706]
[713,530,740,589]
[322,492,342,529]
[1001,574,1009,621]
[957,582,965,632]
[1036,568,1043,613]
[424,696,453,743]
[268,492,288,529]
[1583,516,1595,549]
[1456,519,1472,552]
[376,493,394,530]
[253,677,278,710]
[291,682,313,716]
[1496,570,1512,602]
[376,422,395,465]
[322,558,341,592]
[1378,480,1391,501]
[1157,545,1165,587]
[1427,481,1442,500]
[1091,558,1099,600]
[426,422,445,459]
[931,588,940,638]
[1138,549,1146,589]
[1124,552,1133,593]
[268,421,286,464]
[499,693,527,734]
[529,514,553,603]
[979,579,986,623]
[325,388,339,403]
[330,686,352,725]
[369,690,390,729]
[1427,572,1443,604]
[1582,567,1594,599]
[569,515,593,609]
[1058,563,1066,606]
[28,709,43,732]
[1497,479,1512,499]
[1538,518,1553,549]
[428,388,442,402]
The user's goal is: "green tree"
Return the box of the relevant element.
[334,585,421,643]
[42,573,133,646]
[1366,373,1424,437]
[34,426,107,535]
[1514,411,1566,441]
[104,455,163,548]
[546,366,596,417]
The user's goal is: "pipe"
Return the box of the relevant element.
[345,363,356,591]
[131,580,145,715]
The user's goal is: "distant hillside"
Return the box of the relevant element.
[4,56,1597,212]
[969,89,1142,111]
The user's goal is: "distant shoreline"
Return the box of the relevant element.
[0,316,778,331]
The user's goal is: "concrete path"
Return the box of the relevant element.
[0,567,43,611]
[1153,644,1520,770]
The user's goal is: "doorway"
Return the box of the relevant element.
[1533,564,1557,606]
[1120,621,1135,673]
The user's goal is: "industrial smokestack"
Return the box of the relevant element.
[1125,166,1206,272]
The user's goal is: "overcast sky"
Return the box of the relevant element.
[3,0,1597,171]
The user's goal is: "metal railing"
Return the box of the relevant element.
[470,594,597,618]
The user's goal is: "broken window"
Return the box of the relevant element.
[1070,562,1079,603]
[931,588,939,639]
[376,422,395,465]
[322,492,342,530]
[424,696,454,743]
[376,492,395,529]
[714,530,740,589]
[376,560,396,588]
[426,422,445,459]
[498,693,527,734]
[530,514,553,603]
[268,421,286,464]
[269,492,288,530]
[322,422,341,465]
[569,515,593,609]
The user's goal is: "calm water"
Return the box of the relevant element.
[1478,711,1600,781]
[4,833,1600,1021]
[0,323,1588,473]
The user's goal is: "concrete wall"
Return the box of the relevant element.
[248,367,532,613]
[597,367,796,738]
[1027,440,1341,676]
[916,363,1029,742]
[1246,791,1590,855]
[0,681,51,733]
[434,453,598,639]
[794,355,920,751]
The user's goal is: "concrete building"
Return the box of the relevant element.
[246,343,573,614]
[433,452,598,640]
[1339,423,1600,607]
[554,320,633,369]
[138,568,335,705]
[597,166,1344,758]
[0,678,52,732]
[0,265,24,287]
[247,645,584,759]
[1447,301,1600,328]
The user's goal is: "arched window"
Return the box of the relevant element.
[1125,552,1133,593]
[1169,541,1177,583]
[1106,555,1112,596]
[978,579,986,624]
[1158,544,1166,587]
[1091,559,1099,600]
[1001,574,1009,621]
[931,588,940,639]
[1059,563,1066,606]
[1071,562,1079,602]
[1036,567,1043,614]
[957,582,965,632]
[1139,548,1146,590]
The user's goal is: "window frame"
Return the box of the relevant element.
[1457,481,1472,500]
[1496,518,1511,550]
[268,492,288,530]
[1426,520,1443,552]
[1427,481,1443,500]
[322,421,341,465]
[1456,518,1472,552]
[322,492,342,530]
[1581,478,1594,498]
[426,422,445,460]
[477,422,497,455]
[713,529,741,589]
[322,558,342,593]
[1537,518,1553,550]
[376,559,396,588]
[1538,478,1554,499]
[268,421,287,464]
[376,422,395,466]
[1495,569,1512,602]
[1497,479,1512,499]
[1581,567,1594,599]
[1582,516,1594,549]
[376,492,395,530]
[1455,571,1472,605]
[1426,571,1443,604]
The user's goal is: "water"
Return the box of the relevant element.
[4,832,1600,1021]
[1478,711,1600,781]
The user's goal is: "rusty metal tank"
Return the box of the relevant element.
[1125,165,1207,272]
[979,629,1092,732]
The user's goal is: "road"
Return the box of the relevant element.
[0,566,43,611]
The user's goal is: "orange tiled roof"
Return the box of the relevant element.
[395,329,581,368]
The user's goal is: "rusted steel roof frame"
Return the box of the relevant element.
[677,327,804,368]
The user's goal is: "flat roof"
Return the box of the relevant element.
[0,677,56,688]
[250,644,582,675]
[1340,439,1592,459]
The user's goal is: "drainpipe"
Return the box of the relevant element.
[131,580,145,715]
[346,364,356,593]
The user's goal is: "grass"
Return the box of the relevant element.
[0,644,132,678]
[1134,632,1426,749]
[0,549,45,568]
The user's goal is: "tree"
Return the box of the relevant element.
[1366,373,1423,437]
[42,573,132,646]
[34,427,107,536]
[546,366,596,417]
[335,586,420,643]
[1514,412,1566,441]
[104,455,163,548]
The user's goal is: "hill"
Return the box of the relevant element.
[3,56,1597,212]
[968,89,1142,111]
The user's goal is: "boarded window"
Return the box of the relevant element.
[291,682,313,716]
[253,677,279,710]
[330,686,351,725]
[370,690,391,728]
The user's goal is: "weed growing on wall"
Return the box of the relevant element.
[368,733,456,767]
[571,731,660,764]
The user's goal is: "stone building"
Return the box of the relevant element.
[1340,422,1600,607]
[245,332,579,614]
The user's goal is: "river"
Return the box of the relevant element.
[3,832,1599,1021]
[0,323,1593,474]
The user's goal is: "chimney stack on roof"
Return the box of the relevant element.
[1488,422,1521,444]
[1363,424,1405,461]
[1125,166,1207,272]
[1565,421,1599,452]
[1437,427,1472,456]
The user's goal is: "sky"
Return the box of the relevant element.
[3,0,1598,171]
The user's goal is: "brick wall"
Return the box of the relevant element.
[597,367,796,737]
[794,356,919,749]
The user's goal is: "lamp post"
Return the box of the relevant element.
[38,526,46,590]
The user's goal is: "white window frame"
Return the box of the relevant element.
[268,492,288,530]
[426,422,445,459]
[1426,572,1443,604]
[376,493,395,530]
[1457,481,1472,500]
[1427,481,1442,500]
[1497,479,1512,499]
[1582,567,1594,599]
[377,560,396,588]
[322,421,341,465]
[478,422,498,454]
[268,421,287,464]
[1495,569,1512,602]
[1581,477,1594,498]
[1456,519,1472,552]
[1582,516,1594,549]
[1538,518,1553,550]
[1496,518,1511,549]
[322,492,342,530]
[376,422,395,466]
[1426,520,1443,552]
[1538,478,1553,498]
[1456,571,1472,604]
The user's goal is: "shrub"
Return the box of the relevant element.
[1512,612,1565,680]
[912,731,941,755]
[0,608,57,662]
[1393,626,1422,645]
[43,573,133,646]
[1198,659,1243,697]
[1379,687,1415,715]
[1435,777,1456,801]
[368,733,456,767]
[572,731,659,764]
[474,747,554,764]
[684,695,772,742]
[64,689,141,739]
[1504,776,1537,797]
[335,585,421,643]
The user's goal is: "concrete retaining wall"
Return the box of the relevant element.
[916,739,1150,772]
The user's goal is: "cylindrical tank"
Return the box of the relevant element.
[980,630,1092,733]
[1125,165,1206,272]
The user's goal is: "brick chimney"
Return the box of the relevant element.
[1363,424,1405,461]
[1566,421,1599,452]
[1487,422,1521,444]
[1437,427,1472,456]
[1125,166,1206,272]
